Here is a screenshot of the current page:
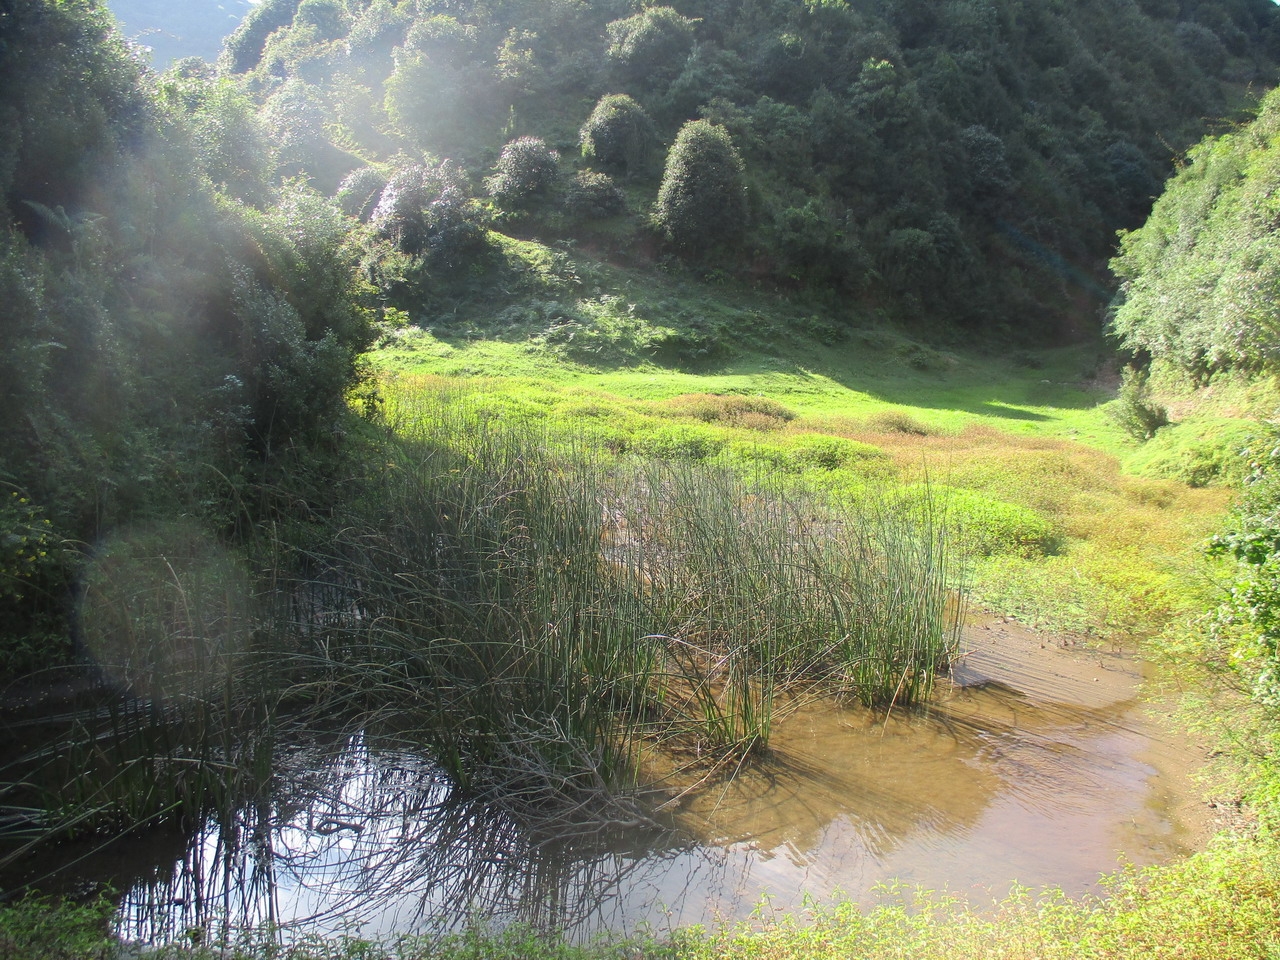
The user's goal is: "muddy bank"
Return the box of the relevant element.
[651,614,1211,917]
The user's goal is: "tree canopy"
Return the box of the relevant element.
[186,0,1280,336]
[654,120,748,255]
[1110,88,1280,377]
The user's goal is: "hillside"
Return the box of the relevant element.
[193,0,1280,342]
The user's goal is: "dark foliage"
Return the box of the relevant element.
[486,136,560,210]
[218,0,301,74]
[605,6,696,86]
[565,171,626,220]
[203,0,1280,337]
[654,120,747,256]
[579,94,657,174]
[0,0,373,673]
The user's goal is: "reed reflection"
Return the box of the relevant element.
[113,730,687,945]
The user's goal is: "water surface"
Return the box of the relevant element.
[7,617,1206,945]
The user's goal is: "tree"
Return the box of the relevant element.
[653,120,747,255]
[218,0,302,73]
[371,159,486,266]
[485,136,559,209]
[957,124,1012,202]
[157,69,275,207]
[384,49,500,158]
[579,94,656,174]
[605,6,696,86]
[294,0,348,43]
[1110,88,1280,376]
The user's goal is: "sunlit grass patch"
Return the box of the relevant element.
[657,393,797,429]
[369,365,1230,641]
[898,484,1058,558]
[1125,417,1258,488]
[973,544,1197,638]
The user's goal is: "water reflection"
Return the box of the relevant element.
[110,733,690,944]
[3,619,1204,945]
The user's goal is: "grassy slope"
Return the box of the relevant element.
[372,247,1240,640]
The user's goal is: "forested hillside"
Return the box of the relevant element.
[198,0,1280,337]
[1112,84,1280,378]
[0,0,374,671]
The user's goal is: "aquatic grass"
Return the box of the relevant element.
[306,389,964,788]
[4,383,964,881]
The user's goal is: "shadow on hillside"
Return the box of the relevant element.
[695,354,1107,424]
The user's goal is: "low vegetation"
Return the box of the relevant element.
[5,0,1280,958]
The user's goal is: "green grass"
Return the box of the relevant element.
[370,349,1226,640]
[6,838,1280,959]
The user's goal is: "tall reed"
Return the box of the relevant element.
[330,388,965,784]
[4,386,965,862]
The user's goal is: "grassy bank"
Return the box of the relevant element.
[371,335,1233,642]
[6,837,1280,959]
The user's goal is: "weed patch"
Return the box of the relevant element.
[899,484,1057,558]
[1126,418,1257,487]
[659,393,797,429]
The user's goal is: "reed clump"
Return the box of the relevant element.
[3,390,964,857]
[318,390,964,791]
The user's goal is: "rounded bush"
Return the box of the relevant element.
[634,424,726,461]
[371,160,484,262]
[605,6,695,84]
[579,94,656,172]
[565,171,626,219]
[486,136,559,209]
[789,435,887,471]
[654,120,747,254]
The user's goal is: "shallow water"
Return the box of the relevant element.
[5,617,1206,945]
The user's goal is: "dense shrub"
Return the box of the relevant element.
[1104,366,1170,440]
[485,136,559,209]
[1127,418,1256,487]
[565,171,625,219]
[1111,89,1280,376]
[789,434,886,471]
[218,0,301,73]
[335,165,387,221]
[653,120,747,255]
[604,6,696,85]
[579,94,656,173]
[294,0,348,43]
[1210,427,1280,710]
[371,160,487,264]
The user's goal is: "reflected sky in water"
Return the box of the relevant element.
[87,619,1202,947]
